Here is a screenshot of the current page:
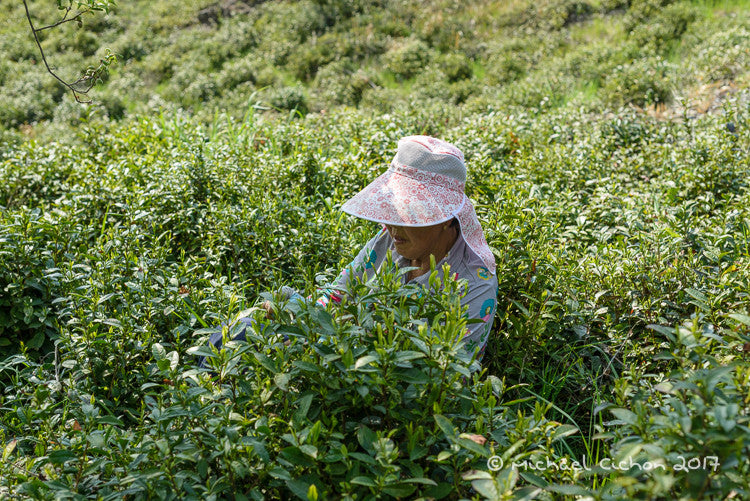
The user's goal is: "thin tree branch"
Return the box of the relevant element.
[35,6,87,32]
[22,0,114,104]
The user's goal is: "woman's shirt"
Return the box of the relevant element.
[317,228,498,362]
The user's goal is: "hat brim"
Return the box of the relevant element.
[341,169,466,227]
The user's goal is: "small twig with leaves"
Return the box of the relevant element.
[22,0,116,103]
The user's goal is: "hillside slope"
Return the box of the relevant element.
[0,0,748,139]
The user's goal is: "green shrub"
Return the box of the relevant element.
[628,2,699,52]
[0,259,568,498]
[601,57,674,107]
[419,14,469,52]
[599,318,750,499]
[139,48,178,84]
[218,57,258,91]
[688,25,750,82]
[164,64,220,108]
[268,86,309,115]
[212,19,258,55]
[0,210,72,358]
[312,62,377,108]
[0,77,61,128]
[624,0,678,29]
[482,37,542,85]
[383,38,432,81]
[72,30,100,57]
[0,31,38,62]
[287,34,339,81]
[531,0,594,30]
[439,52,473,82]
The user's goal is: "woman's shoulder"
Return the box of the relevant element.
[450,236,497,287]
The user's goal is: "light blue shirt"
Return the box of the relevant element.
[320,228,498,361]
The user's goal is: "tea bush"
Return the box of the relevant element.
[599,317,750,499]
[383,38,433,81]
[1,0,748,131]
[0,255,570,498]
[2,0,750,497]
[601,57,675,107]
[1,94,749,497]
[628,2,698,52]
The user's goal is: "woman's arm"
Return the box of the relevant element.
[460,273,499,362]
[316,228,388,307]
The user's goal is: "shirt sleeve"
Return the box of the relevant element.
[459,273,498,362]
[316,228,386,307]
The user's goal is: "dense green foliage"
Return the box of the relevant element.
[1,0,749,138]
[1,100,749,497]
[2,0,750,498]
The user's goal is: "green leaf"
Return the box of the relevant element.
[275,373,291,391]
[471,478,499,499]
[268,466,292,480]
[728,313,750,326]
[610,408,637,425]
[151,343,166,361]
[347,452,377,464]
[293,360,320,373]
[546,484,591,496]
[280,447,315,467]
[550,424,578,442]
[394,351,425,363]
[402,477,437,486]
[394,367,429,384]
[423,483,453,499]
[294,394,314,423]
[354,355,378,369]
[27,330,45,350]
[286,479,312,500]
[705,366,733,394]
[48,449,77,464]
[457,436,489,456]
[519,471,549,488]
[357,425,377,454]
[714,403,738,432]
[254,352,277,372]
[512,486,543,500]
[3,440,17,463]
[382,484,416,497]
[167,351,179,370]
[197,458,208,479]
[97,415,123,426]
[307,484,319,501]
[350,476,377,487]
[300,444,318,459]
[434,414,456,438]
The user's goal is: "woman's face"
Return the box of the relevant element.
[385,223,451,262]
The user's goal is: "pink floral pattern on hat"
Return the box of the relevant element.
[341,136,496,274]
[340,168,464,226]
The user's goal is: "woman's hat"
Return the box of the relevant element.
[341,135,496,274]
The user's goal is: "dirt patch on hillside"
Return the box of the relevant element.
[638,79,749,121]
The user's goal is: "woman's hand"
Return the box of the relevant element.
[262,300,274,319]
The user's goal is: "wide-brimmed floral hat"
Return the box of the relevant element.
[341,135,496,274]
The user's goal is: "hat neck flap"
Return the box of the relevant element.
[455,197,497,275]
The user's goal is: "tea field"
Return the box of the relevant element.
[2,0,750,499]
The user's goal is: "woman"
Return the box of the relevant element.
[203,136,497,363]
[319,135,498,360]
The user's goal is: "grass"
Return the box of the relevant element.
[570,14,626,44]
